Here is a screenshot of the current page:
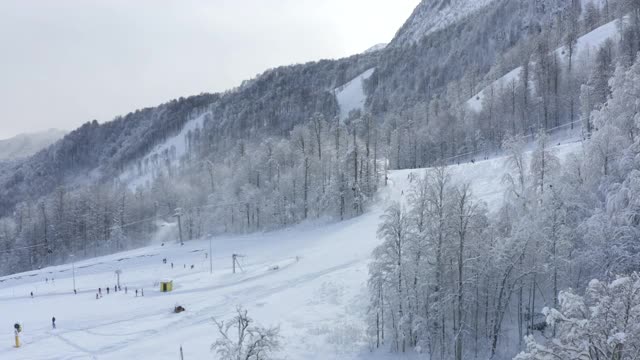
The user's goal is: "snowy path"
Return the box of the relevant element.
[0,140,582,359]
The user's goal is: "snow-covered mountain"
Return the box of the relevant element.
[391,0,498,46]
[0,129,66,160]
[0,138,584,359]
[0,0,630,297]
[3,0,640,358]
[364,43,387,53]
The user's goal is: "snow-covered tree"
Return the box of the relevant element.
[515,273,640,360]
[212,307,281,360]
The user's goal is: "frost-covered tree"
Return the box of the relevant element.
[212,307,281,360]
[515,273,640,360]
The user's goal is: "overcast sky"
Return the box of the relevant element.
[0,0,419,139]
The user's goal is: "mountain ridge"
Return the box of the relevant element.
[0,128,67,161]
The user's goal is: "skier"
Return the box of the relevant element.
[135,289,138,297]
[96,293,99,300]
[51,317,56,329]
[171,263,174,269]
[106,287,109,295]
[74,289,77,295]
[141,289,144,297]
[30,292,33,298]
[125,286,128,294]
[98,287,102,296]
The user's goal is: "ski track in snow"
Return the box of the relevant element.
[0,139,583,360]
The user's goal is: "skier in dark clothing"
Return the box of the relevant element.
[141,289,144,296]
[98,288,102,295]
[30,292,33,298]
[52,317,56,329]
[106,287,109,294]
[74,289,77,295]
[135,289,138,297]
[171,263,174,269]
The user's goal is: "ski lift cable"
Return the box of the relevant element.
[439,120,583,162]
[109,200,251,231]
[2,201,252,255]
[0,242,48,254]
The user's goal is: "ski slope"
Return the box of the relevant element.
[334,68,375,121]
[466,18,622,112]
[0,140,583,360]
[118,113,207,189]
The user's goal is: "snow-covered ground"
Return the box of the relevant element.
[0,139,583,360]
[334,68,375,121]
[466,18,622,112]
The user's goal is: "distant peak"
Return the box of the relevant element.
[364,43,388,54]
[0,128,67,160]
[391,0,497,47]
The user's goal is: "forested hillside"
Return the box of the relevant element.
[0,0,637,292]
[0,129,66,161]
[4,0,640,359]
[366,1,640,359]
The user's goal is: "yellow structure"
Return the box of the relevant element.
[160,280,173,292]
[14,331,20,348]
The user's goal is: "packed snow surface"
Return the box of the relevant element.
[466,18,622,112]
[334,68,375,121]
[0,139,583,359]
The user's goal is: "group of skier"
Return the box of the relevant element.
[29,276,58,297]
[95,284,143,299]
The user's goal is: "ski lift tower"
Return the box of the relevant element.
[70,254,76,293]
[173,208,184,246]
[115,269,122,288]
[232,254,245,274]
